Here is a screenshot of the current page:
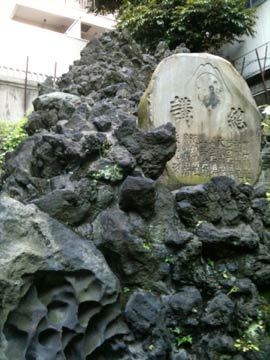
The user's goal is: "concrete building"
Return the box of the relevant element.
[222,0,270,105]
[0,0,115,122]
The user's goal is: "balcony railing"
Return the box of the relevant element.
[232,41,270,80]
[0,55,63,115]
[232,41,270,103]
[0,65,48,83]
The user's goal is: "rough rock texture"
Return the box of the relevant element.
[119,176,156,218]
[257,125,270,191]
[0,196,128,360]
[0,31,270,360]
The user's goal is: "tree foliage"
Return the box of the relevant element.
[115,0,256,52]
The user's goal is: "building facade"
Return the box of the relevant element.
[222,0,270,105]
[0,0,115,121]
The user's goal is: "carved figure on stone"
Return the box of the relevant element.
[195,71,223,109]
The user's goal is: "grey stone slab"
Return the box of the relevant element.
[138,53,261,186]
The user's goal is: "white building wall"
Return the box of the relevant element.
[0,0,115,121]
[0,0,115,78]
[222,1,270,59]
[0,20,87,78]
[0,76,37,123]
[221,1,270,78]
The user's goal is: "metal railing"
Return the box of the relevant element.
[0,65,48,83]
[232,41,270,79]
[232,41,270,102]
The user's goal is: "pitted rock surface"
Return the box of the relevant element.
[0,197,127,360]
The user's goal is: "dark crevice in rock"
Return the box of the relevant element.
[3,271,126,360]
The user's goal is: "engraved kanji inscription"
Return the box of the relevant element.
[227,107,247,130]
[171,134,252,181]
[170,96,193,126]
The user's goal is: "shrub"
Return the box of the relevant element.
[0,118,28,171]
[117,0,256,52]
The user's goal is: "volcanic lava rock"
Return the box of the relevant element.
[119,176,156,217]
[125,292,162,336]
[201,293,235,327]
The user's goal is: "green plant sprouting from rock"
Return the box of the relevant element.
[170,327,193,349]
[90,164,123,182]
[234,310,266,354]
[234,338,259,353]
[259,104,270,135]
[227,286,239,296]
[165,254,175,265]
[0,117,28,171]
[121,287,131,295]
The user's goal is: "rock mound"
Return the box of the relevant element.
[0,31,269,360]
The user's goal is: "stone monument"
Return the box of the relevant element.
[138,53,261,186]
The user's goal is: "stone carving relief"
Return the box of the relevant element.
[170,96,194,126]
[227,107,247,131]
[195,64,224,109]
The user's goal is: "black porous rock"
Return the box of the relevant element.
[173,349,192,360]
[25,92,80,135]
[201,292,235,327]
[93,114,112,131]
[0,30,269,360]
[115,118,176,179]
[119,176,156,217]
[169,286,202,315]
[31,178,97,225]
[125,292,162,336]
[197,222,259,258]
